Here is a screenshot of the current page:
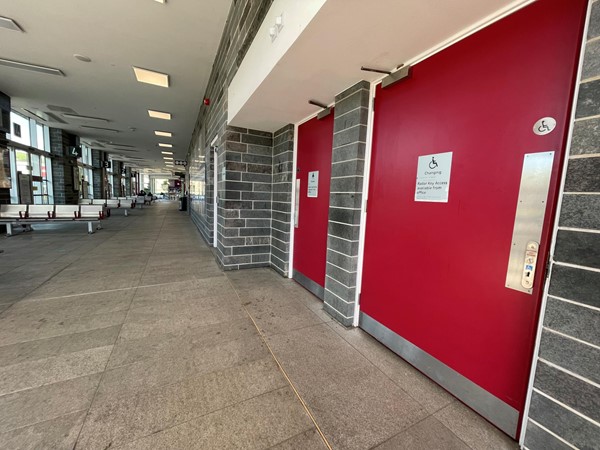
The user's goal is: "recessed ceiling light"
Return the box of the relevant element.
[148,109,171,120]
[73,54,92,63]
[0,58,64,76]
[161,151,174,155]
[158,143,172,148]
[63,113,109,122]
[155,0,167,3]
[154,131,172,137]
[133,67,169,88]
[0,16,24,32]
[22,108,47,122]
[163,157,173,160]
[81,125,120,133]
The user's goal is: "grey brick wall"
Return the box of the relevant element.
[49,128,78,205]
[186,0,274,261]
[323,81,370,326]
[524,3,600,449]
[271,124,294,276]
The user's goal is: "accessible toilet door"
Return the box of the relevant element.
[359,0,586,438]
[292,113,334,299]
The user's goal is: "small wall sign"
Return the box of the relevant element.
[307,171,319,198]
[415,152,453,203]
[533,117,556,136]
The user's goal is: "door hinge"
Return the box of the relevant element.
[544,257,552,280]
[364,199,368,213]
[372,96,376,111]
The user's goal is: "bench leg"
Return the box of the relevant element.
[88,222,94,234]
[124,209,128,217]
[6,223,12,236]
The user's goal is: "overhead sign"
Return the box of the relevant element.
[307,171,319,198]
[175,160,188,166]
[415,152,452,202]
[101,161,111,169]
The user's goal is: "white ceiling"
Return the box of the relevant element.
[0,0,231,172]
[229,0,532,131]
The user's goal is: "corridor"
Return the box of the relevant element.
[0,202,516,449]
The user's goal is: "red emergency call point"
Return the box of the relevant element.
[203,98,210,106]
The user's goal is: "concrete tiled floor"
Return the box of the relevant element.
[0,201,518,449]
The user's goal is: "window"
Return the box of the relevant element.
[8,148,53,204]
[82,144,92,165]
[35,123,50,152]
[9,112,31,146]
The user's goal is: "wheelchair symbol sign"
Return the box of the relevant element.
[533,117,556,136]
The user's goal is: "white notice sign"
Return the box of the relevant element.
[307,171,319,198]
[415,152,453,202]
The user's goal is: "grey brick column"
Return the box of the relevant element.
[524,4,600,448]
[124,167,131,196]
[216,125,273,270]
[271,124,294,276]
[323,80,370,326]
[91,149,102,199]
[112,161,121,197]
[49,128,78,204]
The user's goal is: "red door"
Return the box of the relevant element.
[360,0,586,438]
[293,113,334,299]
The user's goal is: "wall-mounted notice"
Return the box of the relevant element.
[307,171,319,198]
[415,152,453,202]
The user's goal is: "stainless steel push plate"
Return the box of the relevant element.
[505,152,554,294]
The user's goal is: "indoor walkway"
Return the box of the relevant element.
[0,202,516,449]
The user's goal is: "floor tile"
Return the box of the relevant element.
[0,410,86,450]
[0,325,120,368]
[108,317,257,368]
[118,304,247,341]
[0,374,101,433]
[327,321,455,414]
[374,416,470,450]
[0,345,112,396]
[434,401,518,450]
[116,387,313,450]
[0,310,127,347]
[76,358,287,449]
[96,335,270,401]
[269,428,328,449]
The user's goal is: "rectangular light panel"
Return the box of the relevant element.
[158,143,172,148]
[0,58,64,76]
[0,16,24,32]
[154,131,172,137]
[148,110,171,120]
[161,151,174,155]
[133,67,169,87]
[63,113,110,122]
